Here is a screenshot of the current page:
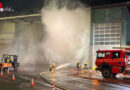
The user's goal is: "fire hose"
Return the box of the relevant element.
[39,71,70,90]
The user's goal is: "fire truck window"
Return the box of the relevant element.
[97,52,105,59]
[113,52,120,58]
[106,52,110,58]
[128,56,130,60]
[126,53,130,60]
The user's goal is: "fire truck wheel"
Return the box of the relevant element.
[102,67,111,78]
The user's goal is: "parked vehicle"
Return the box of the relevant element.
[0,54,20,72]
[95,48,130,78]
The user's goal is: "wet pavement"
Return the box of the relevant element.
[0,65,60,90]
[0,65,130,90]
[0,73,52,90]
[40,69,130,90]
[68,69,130,86]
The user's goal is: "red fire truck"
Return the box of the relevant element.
[95,48,130,78]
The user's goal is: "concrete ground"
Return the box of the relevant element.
[0,65,130,90]
[0,65,60,90]
[40,68,130,90]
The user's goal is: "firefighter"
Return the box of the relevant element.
[7,56,11,63]
[76,62,81,74]
[49,63,56,72]
[50,63,56,78]
[76,62,81,70]
[84,62,88,70]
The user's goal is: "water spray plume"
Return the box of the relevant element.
[56,63,70,70]
[41,0,90,65]
[10,0,90,70]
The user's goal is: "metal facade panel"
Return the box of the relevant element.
[125,7,130,45]
[92,7,123,23]
[0,22,15,54]
[93,9,106,22]
[108,7,123,22]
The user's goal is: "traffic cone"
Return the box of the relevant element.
[12,74,15,81]
[7,69,10,74]
[52,83,55,90]
[30,78,35,87]
[0,71,3,77]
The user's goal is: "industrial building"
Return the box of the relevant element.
[0,1,130,90]
[0,1,130,67]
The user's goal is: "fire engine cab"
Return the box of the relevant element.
[95,48,130,78]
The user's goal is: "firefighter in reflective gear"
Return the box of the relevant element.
[50,63,56,78]
[84,62,88,70]
[49,63,56,72]
[7,56,11,63]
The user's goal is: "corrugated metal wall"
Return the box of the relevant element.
[92,7,123,23]
[0,22,15,54]
[125,7,130,45]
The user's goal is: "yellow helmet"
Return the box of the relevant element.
[92,66,97,70]
[84,62,87,64]
[52,63,56,66]
[7,56,10,58]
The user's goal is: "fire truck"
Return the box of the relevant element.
[95,48,130,78]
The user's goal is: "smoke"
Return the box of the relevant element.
[41,0,90,66]
[12,21,46,71]
[6,0,90,71]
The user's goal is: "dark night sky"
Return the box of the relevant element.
[0,0,129,8]
[0,0,44,17]
[0,0,44,13]
[0,0,129,17]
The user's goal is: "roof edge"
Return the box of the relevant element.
[0,13,41,21]
[92,2,130,9]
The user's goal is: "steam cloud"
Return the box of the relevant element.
[41,0,90,66]
[9,0,90,71]
[13,21,45,71]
